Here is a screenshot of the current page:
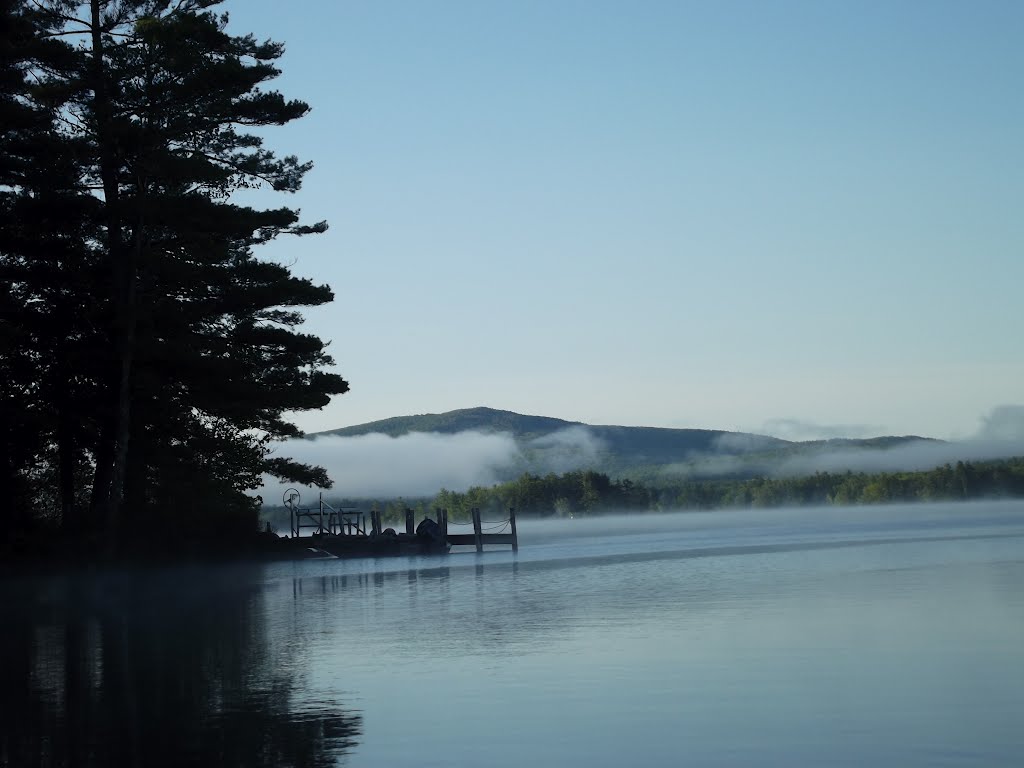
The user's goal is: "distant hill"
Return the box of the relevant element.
[311,407,939,480]
[314,406,788,461]
[316,407,576,442]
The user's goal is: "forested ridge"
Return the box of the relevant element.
[1,0,346,558]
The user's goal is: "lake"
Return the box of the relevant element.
[4,501,1024,767]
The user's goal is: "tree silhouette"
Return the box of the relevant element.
[1,1,348,554]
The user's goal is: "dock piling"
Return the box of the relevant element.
[439,508,519,554]
[472,508,483,553]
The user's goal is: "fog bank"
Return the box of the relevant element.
[260,427,605,501]
[261,405,1024,501]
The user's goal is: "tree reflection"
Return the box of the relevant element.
[0,566,361,767]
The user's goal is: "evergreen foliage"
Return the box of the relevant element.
[1,0,347,556]
[410,458,1024,519]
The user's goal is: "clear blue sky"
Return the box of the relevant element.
[225,0,1023,441]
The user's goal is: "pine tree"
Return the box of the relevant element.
[3,0,348,552]
[1,0,100,540]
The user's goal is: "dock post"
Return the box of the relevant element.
[371,509,381,536]
[437,508,448,541]
[472,508,483,553]
[509,507,518,553]
[405,508,415,535]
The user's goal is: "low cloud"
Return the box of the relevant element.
[260,426,608,502]
[525,426,606,474]
[261,431,520,501]
[260,406,1024,499]
[775,440,967,477]
[774,404,1024,477]
[663,405,1024,480]
[976,405,1024,442]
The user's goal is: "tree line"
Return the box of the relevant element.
[347,458,1024,521]
[665,458,1024,510]
[1,0,345,557]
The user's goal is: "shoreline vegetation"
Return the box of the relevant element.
[261,456,1024,532]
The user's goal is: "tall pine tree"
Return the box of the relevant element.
[1,0,100,540]
[3,0,348,553]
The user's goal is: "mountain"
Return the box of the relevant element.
[311,407,938,480]
[313,406,788,462]
[315,407,577,441]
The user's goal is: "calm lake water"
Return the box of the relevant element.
[4,501,1024,767]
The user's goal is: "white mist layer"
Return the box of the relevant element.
[774,404,1024,476]
[261,431,516,501]
[260,427,606,501]
[260,405,1024,501]
[773,437,1024,477]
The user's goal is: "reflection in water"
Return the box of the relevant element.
[5,504,1024,768]
[0,566,361,768]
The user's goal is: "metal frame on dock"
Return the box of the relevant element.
[284,489,518,555]
[286,490,364,538]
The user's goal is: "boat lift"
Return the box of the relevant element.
[283,489,518,555]
[285,489,365,538]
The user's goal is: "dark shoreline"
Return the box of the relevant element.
[0,530,321,575]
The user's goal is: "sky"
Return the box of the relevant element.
[224,0,1023,442]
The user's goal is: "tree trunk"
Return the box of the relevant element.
[86,0,135,545]
[57,373,77,533]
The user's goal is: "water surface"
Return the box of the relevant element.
[4,501,1023,766]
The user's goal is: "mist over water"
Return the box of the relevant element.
[5,500,1024,766]
[257,501,1024,767]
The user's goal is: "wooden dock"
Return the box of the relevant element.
[442,508,518,553]
[283,490,517,558]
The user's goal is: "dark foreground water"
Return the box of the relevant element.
[4,501,1024,767]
